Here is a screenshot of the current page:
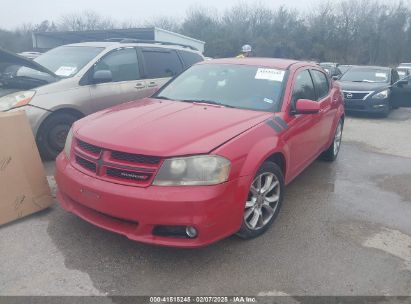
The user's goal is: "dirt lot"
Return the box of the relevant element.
[1,109,410,296]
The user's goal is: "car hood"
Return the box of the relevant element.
[0,47,57,77]
[74,98,273,157]
[337,81,390,92]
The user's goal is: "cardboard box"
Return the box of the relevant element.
[0,111,53,225]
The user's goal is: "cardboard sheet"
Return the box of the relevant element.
[0,111,53,225]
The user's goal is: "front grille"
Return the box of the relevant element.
[77,140,102,155]
[73,138,161,187]
[106,167,152,182]
[111,151,161,164]
[343,92,369,100]
[76,156,97,172]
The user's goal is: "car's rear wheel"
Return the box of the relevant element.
[321,119,343,161]
[36,112,79,160]
[237,161,284,239]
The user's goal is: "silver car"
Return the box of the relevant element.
[0,41,204,159]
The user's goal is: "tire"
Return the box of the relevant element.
[237,161,284,239]
[321,119,343,161]
[36,112,79,160]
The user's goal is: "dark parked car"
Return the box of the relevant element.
[338,65,410,116]
[396,67,410,79]
[338,65,353,75]
[320,63,342,79]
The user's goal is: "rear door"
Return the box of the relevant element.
[86,47,149,111]
[139,47,184,93]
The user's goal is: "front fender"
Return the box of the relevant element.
[214,122,289,182]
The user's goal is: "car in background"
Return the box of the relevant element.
[337,65,410,117]
[396,67,410,79]
[55,58,344,247]
[338,65,352,75]
[0,41,204,159]
[320,63,342,79]
[18,51,43,60]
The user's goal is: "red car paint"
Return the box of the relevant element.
[55,58,344,248]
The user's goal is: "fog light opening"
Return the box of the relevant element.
[186,226,198,238]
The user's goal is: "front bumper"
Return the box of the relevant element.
[55,153,251,248]
[344,98,389,113]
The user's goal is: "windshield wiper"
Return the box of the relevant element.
[181,99,235,108]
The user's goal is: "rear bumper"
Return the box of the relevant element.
[55,153,251,248]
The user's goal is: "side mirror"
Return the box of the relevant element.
[396,79,408,87]
[295,99,321,114]
[92,70,112,84]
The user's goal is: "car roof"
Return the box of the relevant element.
[199,58,308,70]
[62,41,202,53]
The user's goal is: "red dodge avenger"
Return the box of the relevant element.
[55,58,344,248]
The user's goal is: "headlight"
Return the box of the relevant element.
[153,155,231,186]
[64,128,74,159]
[0,91,36,111]
[372,89,389,99]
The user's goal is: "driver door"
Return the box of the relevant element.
[86,47,150,112]
[285,69,324,178]
[391,75,411,108]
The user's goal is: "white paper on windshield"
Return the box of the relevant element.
[255,68,285,81]
[55,66,77,77]
[375,72,387,78]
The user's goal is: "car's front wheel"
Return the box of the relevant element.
[237,161,284,239]
[36,112,79,160]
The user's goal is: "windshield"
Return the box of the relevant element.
[340,68,390,83]
[34,46,103,78]
[156,64,286,112]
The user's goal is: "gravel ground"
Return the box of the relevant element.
[0,108,410,298]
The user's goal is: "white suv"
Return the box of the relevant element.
[0,40,204,159]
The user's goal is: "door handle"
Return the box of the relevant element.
[135,82,145,89]
[147,81,157,88]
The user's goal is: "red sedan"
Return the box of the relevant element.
[55,58,344,248]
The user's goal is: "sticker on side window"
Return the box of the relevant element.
[255,68,285,81]
[55,66,77,77]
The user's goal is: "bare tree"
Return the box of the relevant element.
[58,10,115,31]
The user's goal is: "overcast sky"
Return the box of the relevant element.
[1,0,319,30]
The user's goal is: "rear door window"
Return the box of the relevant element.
[179,51,204,68]
[310,70,330,100]
[141,48,183,78]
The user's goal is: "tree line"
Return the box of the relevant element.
[1,0,410,66]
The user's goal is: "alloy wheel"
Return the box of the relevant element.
[244,172,281,230]
[333,122,343,156]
